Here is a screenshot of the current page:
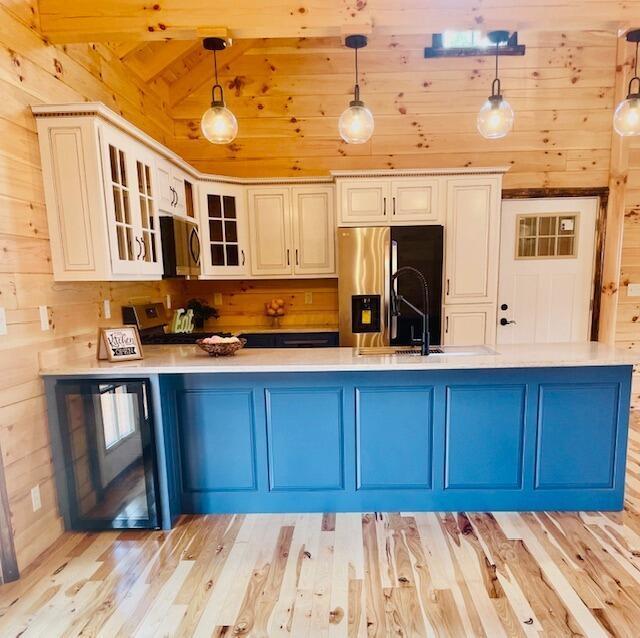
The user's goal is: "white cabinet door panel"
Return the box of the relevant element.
[292,186,335,275]
[391,178,440,223]
[445,178,499,304]
[443,304,496,346]
[248,188,293,276]
[338,179,390,225]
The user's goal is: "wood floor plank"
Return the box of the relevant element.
[2,413,640,636]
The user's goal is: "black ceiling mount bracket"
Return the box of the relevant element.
[626,29,640,43]
[202,37,230,51]
[487,30,511,45]
[344,34,368,50]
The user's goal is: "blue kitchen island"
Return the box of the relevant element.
[42,343,635,530]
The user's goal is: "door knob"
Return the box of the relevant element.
[500,318,516,326]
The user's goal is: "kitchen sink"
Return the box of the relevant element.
[357,345,497,357]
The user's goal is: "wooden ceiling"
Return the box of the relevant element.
[34,1,639,185]
[37,0,640,42]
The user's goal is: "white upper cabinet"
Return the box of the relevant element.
[200,183,249,278]
[248,188,293,276]
[156,159,195,218]
[336,176,442,226]
[390,178,441,223]
[338,179,391,225]
[444,177,501,305]
[98,127,163,278]
[34,108,164,281]
[292,186,335,275]
[248,185,336,277]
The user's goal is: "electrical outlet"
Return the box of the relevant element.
[103,299,111,319]
[39,305,49,331]
[0,307,6,336]
[31,485,42,512]
[165,294,172,309]
[628,283,640,297]
[304,292,313,305]
[214,293,223,306]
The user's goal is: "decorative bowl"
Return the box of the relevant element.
[196,337,247,357]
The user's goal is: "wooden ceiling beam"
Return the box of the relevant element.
[38,0,640,43]
[126,40,200,82]
[169,39,259,108]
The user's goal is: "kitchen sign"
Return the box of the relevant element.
[98,326,144,361]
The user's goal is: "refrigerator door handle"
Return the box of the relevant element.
[390,239,398,340]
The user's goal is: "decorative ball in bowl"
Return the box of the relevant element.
[196,336,247,357]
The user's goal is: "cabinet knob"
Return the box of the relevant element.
[295,249,299,266]
[241,249,245,266]
[392,197,396,215]
[286,249,290,266]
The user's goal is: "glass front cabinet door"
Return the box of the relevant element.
[199,183,249,277]
[101,126,163,277]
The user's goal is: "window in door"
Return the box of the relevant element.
[99,384,137,449]
[516,214,578,259]
[207,194,240,267]
[136,161,158,264]
[108,145,135,262]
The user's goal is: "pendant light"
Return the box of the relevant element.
[614,29,640,137]
[339,35,374,144]
[477,30,514,140]
[201,37,238,144]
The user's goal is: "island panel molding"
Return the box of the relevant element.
[43,357,632,521]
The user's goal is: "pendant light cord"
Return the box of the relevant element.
[491,37,502,98]
[629,39,640,97]
[210,48,224,106]
[353,45,360,102]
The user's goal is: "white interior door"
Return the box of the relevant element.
[497,197,597,344]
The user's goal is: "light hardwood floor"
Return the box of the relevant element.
[1,415,640,637]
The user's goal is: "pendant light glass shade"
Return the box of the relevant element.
[614,97,640,136]
[613,30,640,137]
[478,31,514,140]
[339,102,375,144]
[201,38,238,145]
[340,35,374,144]
[201,104,238,144]
[477,96,514,139]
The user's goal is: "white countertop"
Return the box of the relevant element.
[40,342,637,376]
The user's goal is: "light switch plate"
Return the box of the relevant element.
[628,283,640,297]
[214,293,223,306]
[39,305,49,331]
[305,292,313,305]
[31,485,41,512]
[0,307,6,336]
[103,299,111,319]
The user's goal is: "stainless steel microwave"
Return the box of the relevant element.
[160,216,201,278]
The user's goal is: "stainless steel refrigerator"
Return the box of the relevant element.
[338,226,444,348]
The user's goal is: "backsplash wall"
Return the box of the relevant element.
[165,279,339,331]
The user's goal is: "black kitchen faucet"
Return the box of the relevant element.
[390,266,431,356]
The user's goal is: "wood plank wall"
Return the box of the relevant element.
[168,32,618,189]
[165,279,339,332]
[617,140,640,406]
[0,0,173,574]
